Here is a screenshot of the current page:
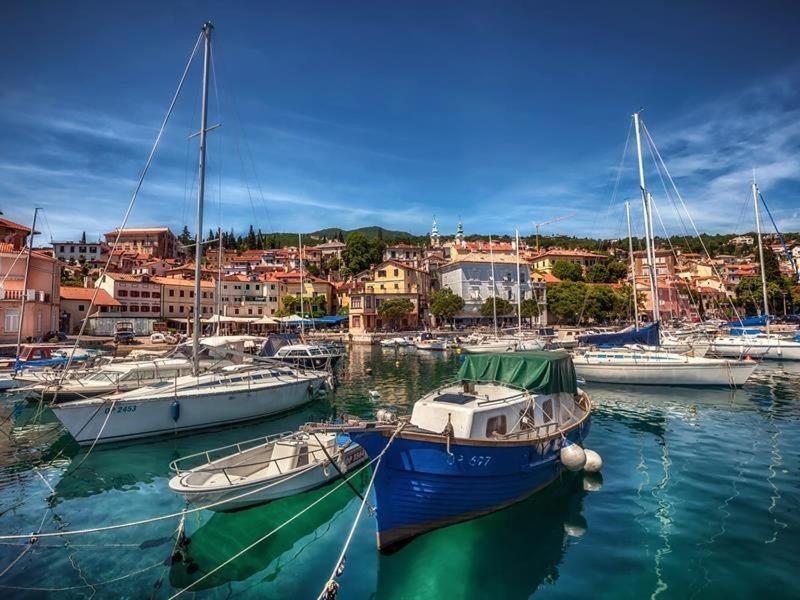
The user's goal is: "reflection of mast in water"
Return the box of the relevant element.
[764,374,787,545]
[651,438,672,599]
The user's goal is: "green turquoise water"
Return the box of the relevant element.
[0,347,798,598]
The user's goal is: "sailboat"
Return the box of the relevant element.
[50,23,328,445]
[708,178,800,360]
[573,113,757,386]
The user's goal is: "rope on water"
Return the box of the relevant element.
[167,454,381,599]
[317,424,405,600]
[0,441,361,540]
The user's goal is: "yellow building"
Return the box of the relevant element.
[529,249,608,274]
[349,261,431,333]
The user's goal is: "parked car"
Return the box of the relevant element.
[114,330,137,344]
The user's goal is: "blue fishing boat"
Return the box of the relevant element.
[316,351,593,551]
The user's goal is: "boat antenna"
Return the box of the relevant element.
[298,233,305,337]
[14,207,40,369]
[515,228,522,335]
[633,111,660,323]
[216,225,222,335]
[489,233,498,338]
[192,21,214,377]
[752,171,770,334]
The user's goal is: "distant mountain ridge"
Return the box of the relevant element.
[309,226,419,243]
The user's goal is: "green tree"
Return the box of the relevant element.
[429,288,465,325]
[342,232,384,275]
[519,298,540,325]
[546,282,587,325]
[761,243,781,283]
[304,261,321,277]
[480,296,514,317]
[606,261,629,282]
[378,297,414,329]
[552,260,584,282]
[246,225,257,249]
[281,295,301,314]
[585,263,611,283]
[178,225,192,246]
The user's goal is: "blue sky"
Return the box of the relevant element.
[3,1,800,242]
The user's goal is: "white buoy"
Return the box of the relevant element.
[583,449,603,473]
[369,390,381,400]
[560,441,586,471]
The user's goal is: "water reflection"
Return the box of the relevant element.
[169,470,370,592]
[375,473,592,599]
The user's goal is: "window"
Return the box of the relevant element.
[118,290,128,297]
[130,305,139,312]
[189,291,194,299]
[378,270,386,277]
[130,290,140,297]
[179,306,184,313]
[141,291,150,298]
[70,246,75,252]
[78,304,85,312]
[351,297,362,309]
[485,415,507,436]
[394,283,399,289]
[179,290,184,298]
[169,305,174,313]
[393,269,399,276]
[79,247,86,253]
[169,289,174,297]
[89,247,97,253]
[59,246,65,252]
[352,315,361,327]
[541,399,554,422]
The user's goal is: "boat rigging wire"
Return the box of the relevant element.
[0,438,376,540]
[316,424,405,600]
[50,29,204,405]
[167,449,389,599]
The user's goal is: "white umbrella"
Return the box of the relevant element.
[252,316,280,325]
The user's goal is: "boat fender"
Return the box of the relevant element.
[307,383,314,395]
[336,554,346,577]
[323,463,331,478]
[560,440,586,471]
[375,408,396,423]
[583,449,603,473]
[365,368,373,375]
[170,400,180,423]
[395,360,400,367]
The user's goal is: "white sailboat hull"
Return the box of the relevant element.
[461,340,517,354]
[574,353,757,386]
[709,337,800,361]
[51,376,325,445]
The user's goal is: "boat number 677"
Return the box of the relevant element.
[449,454,492,467]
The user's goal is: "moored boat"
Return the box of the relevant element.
[168,430,367,510]
[307,351,593,551]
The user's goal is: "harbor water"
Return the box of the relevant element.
[0,346,798,598]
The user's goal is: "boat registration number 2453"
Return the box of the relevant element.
[448,454,492,467]
[103,405,137,415]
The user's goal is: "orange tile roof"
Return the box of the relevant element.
[105,227,171,236]
[61,287,121,306]
[0,217,31,233]
[531,249,607,260]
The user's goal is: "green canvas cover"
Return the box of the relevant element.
[455,351,577,395]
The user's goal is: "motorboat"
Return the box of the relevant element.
[167,430,367,510]
[305,351,593,551]
[460,337,518,354]
[380,337,412,348]
[269,345,341,369]
[414,337,448,351]
[50,361,329,446]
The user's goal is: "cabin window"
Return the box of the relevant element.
[541,399,554,422]
[485,415,507,437]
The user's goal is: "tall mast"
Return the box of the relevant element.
[298,233,305,336]
[14,207,40,366]
[752,176,770,332]
[192,21,213,377]
[633,112,660,323]
[625,201,639,328]
[515,229,522,334]
[489,234,498,338]
[215,226,222,336]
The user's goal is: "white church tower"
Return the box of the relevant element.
[430,216,440,248]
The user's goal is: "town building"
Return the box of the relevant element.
[438,253,542,321]
[383,243,425,269]
[52,239,108,265]
[530,249,608,274]
[348,261,433,333]
[0,217,61,342]
[152,276,215,323]
[95,273,162,317]
[59,286,121,334]
[104,227,180,259]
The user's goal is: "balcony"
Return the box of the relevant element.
[0,289,51,302]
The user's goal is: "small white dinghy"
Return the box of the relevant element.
[168,430,367,511]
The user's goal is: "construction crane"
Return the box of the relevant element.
[533,213,575,253]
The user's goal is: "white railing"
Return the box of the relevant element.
[0,289,50,302]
